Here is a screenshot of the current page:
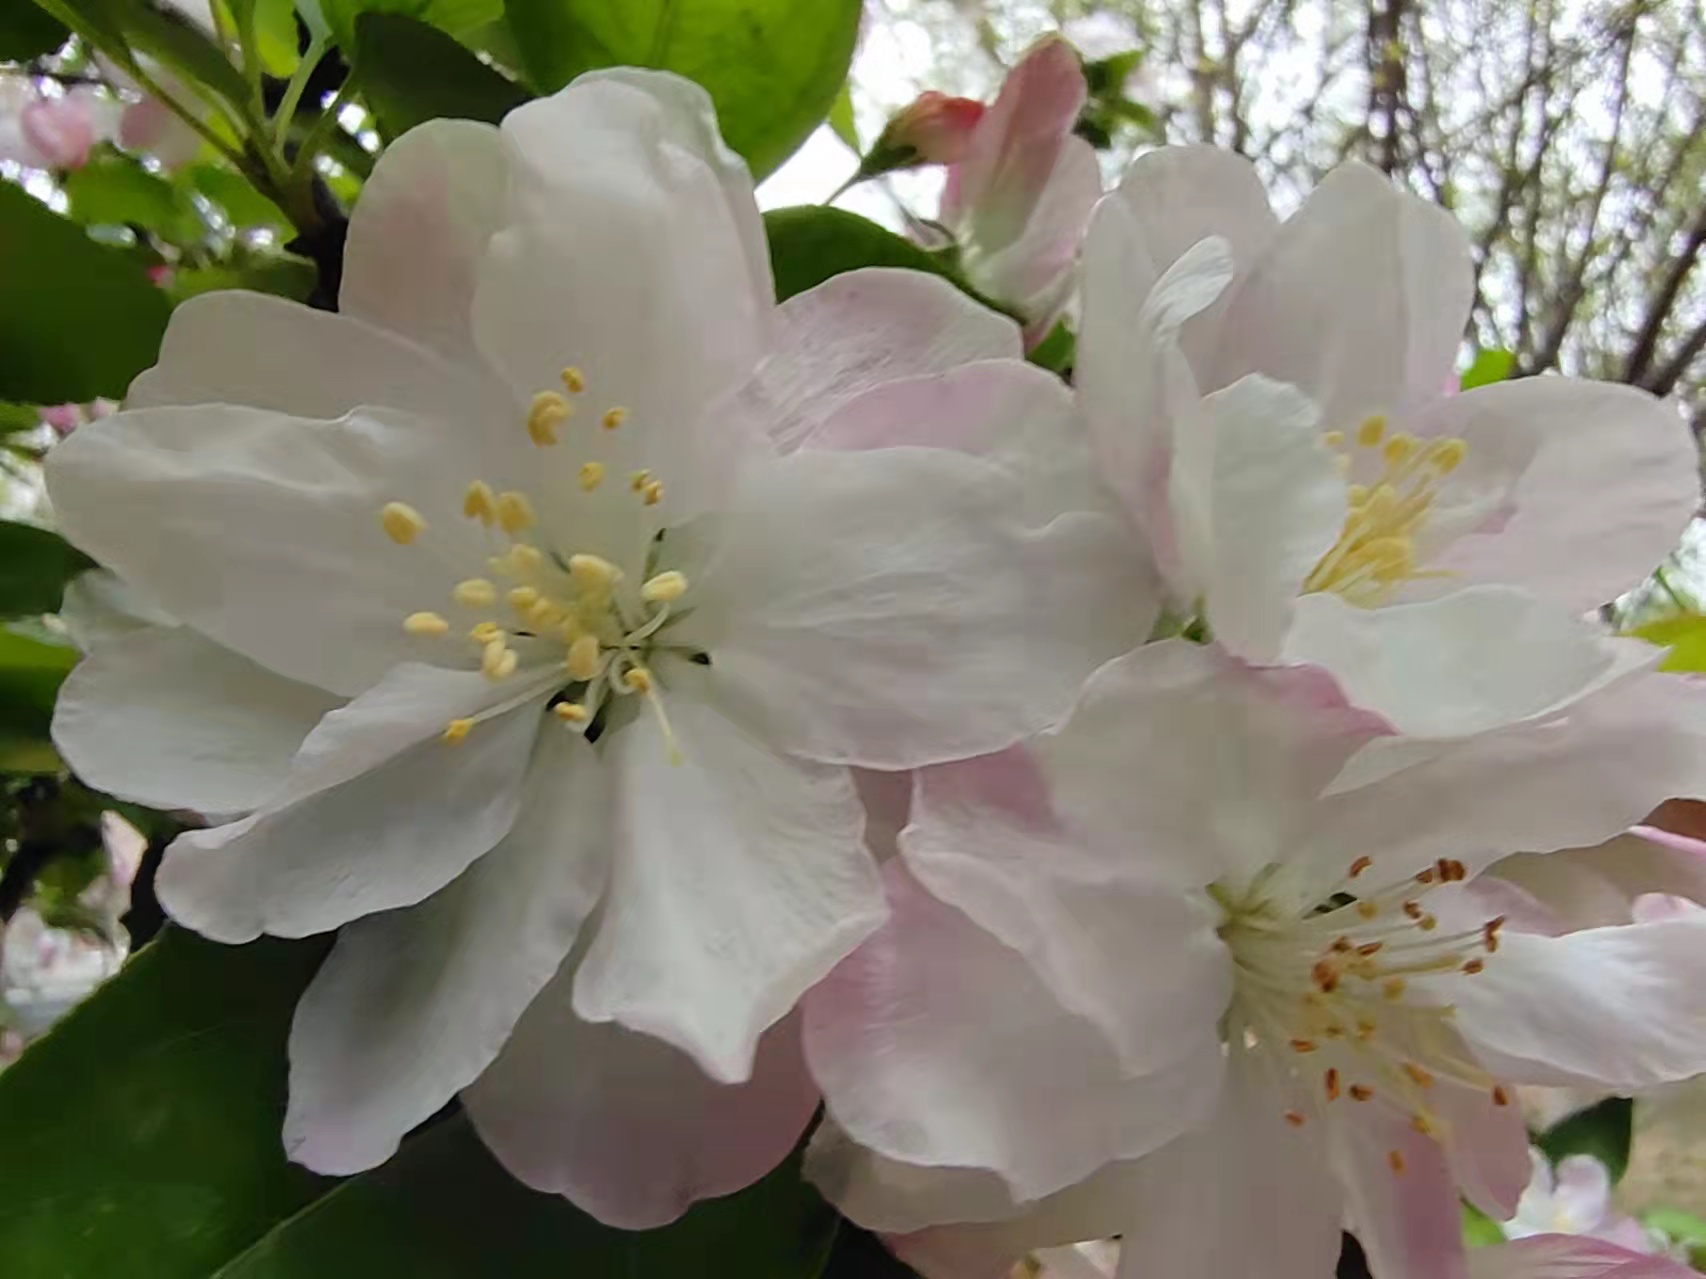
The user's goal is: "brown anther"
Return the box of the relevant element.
[1411,1113,1438,1137]
[1416,868,1437,885]
[1447,858,1468,881]
[1348,855,1373,879]
[1330,937,1353,954]
[1388,1150,1406,1175]
[1357,1018,1379,1040]
[1356,941,1385,957]
[1324,1023,1346,1039]
[1285,1110,1308,1128]
[1291,1038,1318,1054]
[1382,978,1406,1000]
[1312,960,1341,993]
[1461,958,1485,975]
[1418,914,1438,931]
[1325,1068,1341,1102]
[1402,901,1424,920]
[1402,1062,1435,1090]
[1492,1085,1511,1107]
[1350,1084,1375,1102]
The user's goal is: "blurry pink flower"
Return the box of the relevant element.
[20,95,98,169]
[878,91,985,166]
[39,404,83,436]
[1504,1150,1661,1254]
[117,96,201,170]
[146,264,175,289]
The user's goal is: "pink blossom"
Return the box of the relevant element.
[878,91,986,166]
[20,96,98,170]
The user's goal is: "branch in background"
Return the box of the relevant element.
[1624,201,1706,387]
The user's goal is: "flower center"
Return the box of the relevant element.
[378,367,695,761]
[1302,415,1468,607]
[1212,853,1509,1174]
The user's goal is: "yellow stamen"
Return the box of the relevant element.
[560,367,586,394]
[404,611,450,637]
[453,578,498,608]
[1402,1062,1435,1090]
[470,621,504,645]
[381,502,427,545]
[1322,429,1345,449]
[579,461,607,492]
[528,391,571,446]
[481,639,517,680]
[567,634,602,681]
[442,718,473,743]
[629,469,652,492]
[623,667,654,694]
[508,586,540,613]
[641,570,688,603]
[602,406,628,430]
[641,479,664,506]
[1356,415,1387,447]
[463,480,497,525]
[496,490,536,534]
[554,701,589,723]
[568,554,621,590]
[495,544,544,577]
[1430,437,1467,472]
[1382,432,1418,464]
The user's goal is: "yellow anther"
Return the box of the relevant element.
[1357,900,1380,920]
[469,621,504,645]
[1347,484,1370,507]
[1322,429,1345,449]
[641,480,664,506]
[567,634,602,681]
[623,667,654,694]
[381,502,427,545]
[1402,1062,1435,1090]
[602,406,628,431]
[1388,1150,1406,1176]
[1350,1084,1374,1102]
[1383,977,1407,1000]
[1430,437,1467,472]
[497,544,544,577]
[568,554,621,590]
[453,578,498,609]
[528,391,571,446]
[1382,433,1418,464]
[1411,1113,1438,1138]
[641,571,688,604]
[404,611,450,637]
[481,639,517,681]
[527,598,563,629]
[508,586,541,613]
[629,469,652,492]
[460,481,493,526]
[1356,415,1387,448]
[554,701,590,723]
[561,367,586,394]
[496,490,536,534]
[443,718,473,743]
[579,461,607,492]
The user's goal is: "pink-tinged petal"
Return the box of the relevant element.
[1112,1049,1343,1279]
[1213,161,1473,428]
[1488,825,1706,931]
[1470,1237,1697,1279]
[118,97,201,168]
[901,746,1232,1076]
[805,1118,1025,1236]
[283,728,608,1175]
[465,999,817,1229]
[944,36,1087,251]
[1551,1155,1616,1231]
[852,767,911,863]
[739,268,1019,454]
[571,695,883,1085]
[156,665,546,943]
[1435,1076,1533,1219]
[20,96,96,169]
[53,623,339,818]
[1446,915,1706,1089]
[880,92,987,165]
[340,120,507,360]
[1104,145,1278,375]
[804,862,1227,1207]
[1330,1103,1471,1279]
[1040,643,1388,890]
[1421,379,1695,614]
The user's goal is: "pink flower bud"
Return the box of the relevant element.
[38,404,82,436]
[882,91,986,166]
[20,96,97,171]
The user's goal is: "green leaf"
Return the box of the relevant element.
[764,204,961,302]
[827,80,858,151]
[1460,1203,1506,1248]
[188,162,293,229]
[1645,1208,1706,1247]
[0,182,171,403]
[1027,320,1075,376]
[66,150,205,243]
[0,4,69,60]
[168,253,317,303]
[323,0,499,52]
[356,12,532,135]
[0,931,333,1279]
[503,0,861,177]
[1632,612,1706,672]
[0,521,94,619]
[1535,1095,1634,1183]
[1461,347,1516,390]
[116,0,251,109]
[0,625,79,740]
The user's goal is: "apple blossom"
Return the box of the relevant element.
[1504,1150,1661,1254]
[804,643,1706,1279]
[46,70,1150,1225]
[1472,1236,1698,1279]
[0,79,113,172]
[1077,149,1698,736]
[871,91,986,167]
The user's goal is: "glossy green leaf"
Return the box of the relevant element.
[0,521,94,619]
[66,150,205,243]
[356,12,531,135]
[1461,347,1516,390]
[503,0,861,176]
[188,161,293,230]
[0,930,332,1279]
[322,0,499,52]
[1633,612,1706,672]
[0,625,76,740]
[764,205,959,302]
[0,4,69,60]
[1535,1095,1634,1183]
[116,0,251,109]
[0,182,171,403]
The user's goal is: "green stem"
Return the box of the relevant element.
[289,66,361,189]
[272,37,328,150]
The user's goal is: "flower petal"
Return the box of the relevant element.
[1434,1076,1533,1219]
[57,569,173,650]
[682,445,1154,769]
[571,696,883,1084]
[1470,1237,1696,1279]
[805,1118,1026,1236]
[1422,379,1697,614]
[1445,916,1706,1089]
[340,119,508,359]
[739,268,1019,454]
[803,862,1226,1206]
[157,665,546,942]
[53,623,339,818]
[465,1004,816,1229]
[1282,588,1649,739]
[1329,1100,1471,1279]
[901,746,1232,1075]
[1214,161,1473,427]
[282,727,608,1175]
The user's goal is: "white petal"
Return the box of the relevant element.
[474,74,770,447]
[1329,1100,1472,1279]
[1470,1237,1696,1279]
[1423,379,1697,613]
[465,1006,817,1229]
[53,624,339,817]
[283,728,608,1175]
[682,446,1153,768]
[1446,917,1706,1089]
[57,569,174,650]
[1214,161,1473,427]
[1187,373,1342,660]
[902,747,1232,1075]
[571,695,883,1084]
[1282,588,1650,739]
[804,1118,1025,1236]
[738,268,1019,454]
[340,119,508,359]
[1487,828,1706,931]
[1434,1076,1533,1219]
[45,402,508,696]
[1040,643,1386,888]
[157,665,546,942]
[803,862,1226,1206]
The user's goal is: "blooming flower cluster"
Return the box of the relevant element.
[41,45,1706,1279]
